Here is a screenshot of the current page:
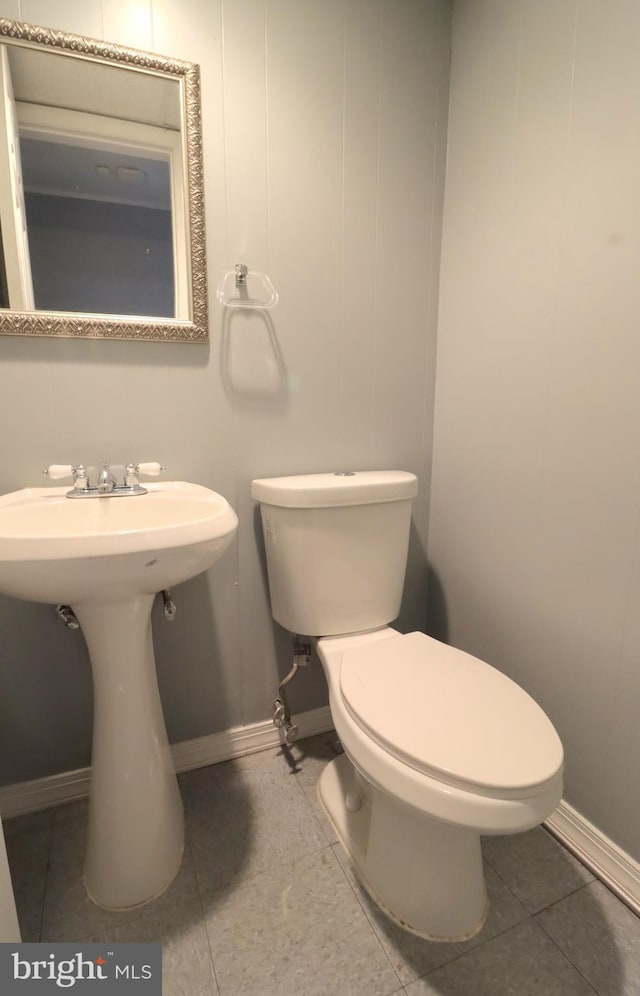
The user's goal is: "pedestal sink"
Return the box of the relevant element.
[0,481,238,910]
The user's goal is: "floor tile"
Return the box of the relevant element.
[333,844,529,983]
[202,846,401,996]
[405,919,596,995]
[537,879,640,995]
[482,826,595,913]
[94,897,219,996]
[288,733,342,844]
[5,740,638,996]
[287,732,345,790]
[41,817,199,942]
[183,754,327,894]
[4,826,51,941]
[52,798,89,825]
[3,809,53,838]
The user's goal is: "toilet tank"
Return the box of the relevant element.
[251,471,418,636]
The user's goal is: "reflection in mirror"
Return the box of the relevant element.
[0,19,207,342]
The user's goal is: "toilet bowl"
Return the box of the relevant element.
[251,470,564,941]
[316,627,563,940]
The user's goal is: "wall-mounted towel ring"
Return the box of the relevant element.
[216,264,279,310]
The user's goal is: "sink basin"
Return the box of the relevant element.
[0,481,238,603]
[0,480,238,911]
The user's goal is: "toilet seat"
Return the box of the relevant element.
[339,631,563,801]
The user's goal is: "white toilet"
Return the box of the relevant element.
[251,470,563,942]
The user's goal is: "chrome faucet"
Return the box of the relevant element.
[97,463,116,493]
[44,462,165,498]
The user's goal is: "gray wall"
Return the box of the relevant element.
[0,0,450,784]
[429,0,640,861]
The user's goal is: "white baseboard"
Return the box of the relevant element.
[546,801,640,916]
[0,705,334,820]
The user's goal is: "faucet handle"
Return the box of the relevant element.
[136,463,165,477]
[44,464,88,481]
[43,464,89,491]
[43,464,75,480]
[124,462,165,489]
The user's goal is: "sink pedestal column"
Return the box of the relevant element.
[74,594,184,910]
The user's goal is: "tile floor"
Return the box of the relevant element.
[4,733,640,995]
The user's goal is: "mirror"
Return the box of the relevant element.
[0,18,207,342]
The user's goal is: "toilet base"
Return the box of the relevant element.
[318,752,488,941]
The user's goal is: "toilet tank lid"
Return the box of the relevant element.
[251,471,418,508]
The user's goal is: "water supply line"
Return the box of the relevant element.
[161,589,177,622]
[273,636,311,744]
[56,605,80,630]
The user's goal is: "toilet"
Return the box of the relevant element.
[251,470,563,942]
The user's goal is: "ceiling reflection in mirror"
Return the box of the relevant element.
[0,19,207,342]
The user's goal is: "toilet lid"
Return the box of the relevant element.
[339,632,563,798]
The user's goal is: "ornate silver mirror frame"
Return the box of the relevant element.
[0,18,207,342]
